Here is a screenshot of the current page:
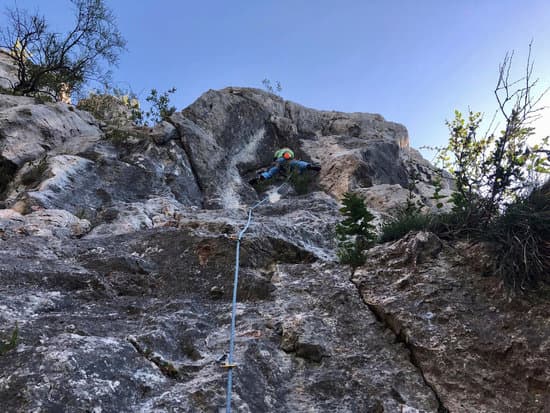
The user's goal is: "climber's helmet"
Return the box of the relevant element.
[274,148,295,161]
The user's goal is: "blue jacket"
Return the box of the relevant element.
[260,157,310,180]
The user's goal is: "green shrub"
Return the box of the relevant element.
[379,211,433,243]
[144,87,177,124]
[289,170,317,195]
[434,45,549,226]
[336,192,377,268]
[422,45,550,291]
[104,127,150,144]
[379,164,434,243]
[0,324,19,355]
[33,94,55,104]
[77,91,141,125]
[104,128,131,143]
[261,79,282,95]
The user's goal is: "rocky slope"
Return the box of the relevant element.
[0,85,548,413]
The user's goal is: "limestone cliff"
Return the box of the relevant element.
[0,87,548,413]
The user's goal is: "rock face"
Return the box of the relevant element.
[0,228,439,412]
[353,233,550,412]
[0,97,201,218]
[0,86,548,412]
[171,87,451,210]
[0,51,18,90]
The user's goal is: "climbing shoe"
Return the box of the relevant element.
[307,164,321,171]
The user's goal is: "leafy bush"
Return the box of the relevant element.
[104,127,151,144]
[336,192,377,268]
[379,210,433,243]
[379,163,438,243]
[78,87,177,127]
[261,79,282,95]
[421,44,550,291]
[289,170,317,195]
[144,87,177,124]
[77,90,141,125]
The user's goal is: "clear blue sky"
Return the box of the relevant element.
[3,0,550,159]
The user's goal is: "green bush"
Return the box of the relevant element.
[144,87,177,124]
[0,324,19,356]
[104,127,150,144]
[336,192,377,268]
[435,45,549,226]
[379,211,433,243]
[421,45,550,291]
[289,170,317,195]
[379,205,490,243]
[261,79,282,95]
[77,90,142,125]
[379,164,435,243]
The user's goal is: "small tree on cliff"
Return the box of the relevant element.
[436,43,549,229]
[0,0,126,100]
[336,192,377,268]
[431,43,550,290]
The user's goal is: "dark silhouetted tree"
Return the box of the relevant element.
[0,0,126,100]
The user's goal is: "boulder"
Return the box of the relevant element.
[0,208,90,238]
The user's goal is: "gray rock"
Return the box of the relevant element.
[150,120,179,145]
[171,87,438,209]
[0,228,440,412]
[353,234,550,412]
[0,208,90,238]
[1,86,545,413]
[4,138,202,218]
[0,51,18,90]
[0,97,101,167]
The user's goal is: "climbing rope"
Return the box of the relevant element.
[223,176,292,413]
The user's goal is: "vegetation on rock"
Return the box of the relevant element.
[144,87,177,125]
[381,45,550,290]
[0,324,18,356]
[336,192,377,268]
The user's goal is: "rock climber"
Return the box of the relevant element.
[248,147,321,185]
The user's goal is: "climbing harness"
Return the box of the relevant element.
[223,176,293,413]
